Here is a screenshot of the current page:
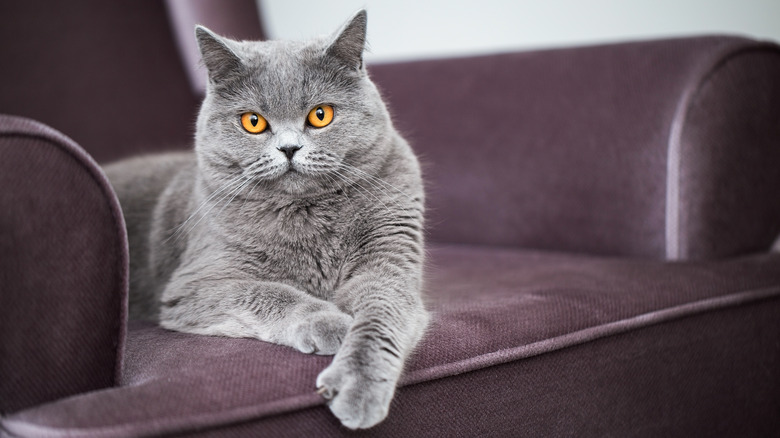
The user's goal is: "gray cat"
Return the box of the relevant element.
[103,10,428,430]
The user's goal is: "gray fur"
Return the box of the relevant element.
[103,10,428,429]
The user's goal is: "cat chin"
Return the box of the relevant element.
[271,171,338,198]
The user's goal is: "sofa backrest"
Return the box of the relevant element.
[0,0,263,164]
[369,37,780,260]
[3,2,778,260]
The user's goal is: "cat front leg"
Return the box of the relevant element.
[159,276,352,355]
[316,272,429,429]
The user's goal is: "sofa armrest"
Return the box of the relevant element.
[369,36,780,260]
[0,115,128,414]
[669,43,780,259]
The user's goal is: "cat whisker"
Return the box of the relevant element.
[337,164,416,202]
[330,169,400,221]
[243,155,274,174]
[334,165,411,214]
[224,161,293,217]
[172,157,280,239]
[239,177,266,215]
[335,164,423,222]
[214,176,257,218]
[173,174,259,241]
[166,174,247,242]
[321,172,355,209]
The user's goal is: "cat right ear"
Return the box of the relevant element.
[195,26,243,85]
[326,10,367,72]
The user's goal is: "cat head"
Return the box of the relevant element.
[194,10,393,197]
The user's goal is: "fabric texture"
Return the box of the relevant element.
[3,245,780,436]
[368,36,780,260]
[0,0,201,163]
[0,115,128,414]
[672,47,780,259]
[1,3,779,435]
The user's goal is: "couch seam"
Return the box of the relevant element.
[4,283,778,437]
[401,284,780,386]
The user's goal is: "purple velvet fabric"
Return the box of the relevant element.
[0,115,128,414]
[0,0,264,164]
[0,0,201,163]
[3,245,779,436]
[2,3,780,435]
[368,37,780,260]
[674,48,780,258]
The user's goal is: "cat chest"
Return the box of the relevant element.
[227,208,354,298]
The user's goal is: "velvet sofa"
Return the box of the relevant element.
[2,2,780,437]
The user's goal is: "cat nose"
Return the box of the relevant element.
[277,144,302,160]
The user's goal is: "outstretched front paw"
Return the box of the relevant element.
[289,310,352,355]
[316,359,396,429]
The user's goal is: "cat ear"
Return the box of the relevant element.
[195,25,243,84]
[326,10,367,71]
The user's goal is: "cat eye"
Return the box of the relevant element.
[307,105,334,128]
[240,112,268,134]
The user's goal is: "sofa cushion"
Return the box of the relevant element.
[3,244,779,436]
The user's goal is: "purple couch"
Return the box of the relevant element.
[2,2,780,437]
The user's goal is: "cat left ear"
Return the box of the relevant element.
[195,25,243,84]
[326,10,367,71]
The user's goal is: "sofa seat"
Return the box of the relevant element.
[5,244,780,437]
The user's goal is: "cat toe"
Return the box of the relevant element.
[316,360,395,429]
[291,310,352,355]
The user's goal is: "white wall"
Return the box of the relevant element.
[258,0,780,63]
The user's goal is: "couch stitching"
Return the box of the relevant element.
[5,283,777,437]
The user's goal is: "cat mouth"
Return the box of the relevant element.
[279,162,309,182]
[245,159,322,188]
[284,161,300,174]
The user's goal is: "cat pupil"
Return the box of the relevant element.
[250,114,259,126]
[316,108,325,121]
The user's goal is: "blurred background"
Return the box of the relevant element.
[1,0,778,163]
[260,0,780,63]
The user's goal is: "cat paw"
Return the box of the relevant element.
[289,310,352,355]
[316,359,396,429]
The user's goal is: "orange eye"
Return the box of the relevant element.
[307,105,334,128]
[240,112,267,134]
